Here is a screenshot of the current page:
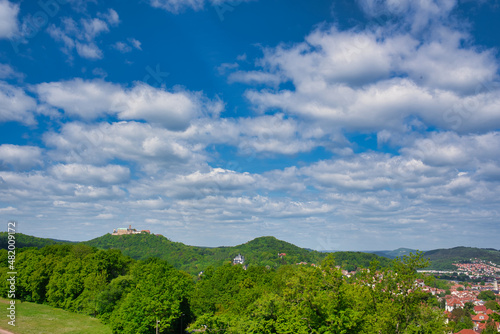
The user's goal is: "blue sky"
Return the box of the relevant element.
[0,0,499,251]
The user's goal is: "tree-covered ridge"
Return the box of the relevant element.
[83,234,329,275]
[328,251,392,271]
[0,232,393,275]
[5,232,498,273]
[424,246,500,270]
[83,233,392,275]
[0,244,446,333]
[0,232,74,249]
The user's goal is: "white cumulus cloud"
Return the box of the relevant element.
[0,145,43,170]
[35,79,223,130]
[0,0,19,39]
[0,81,37,125]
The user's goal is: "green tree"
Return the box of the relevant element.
[482,319,499,334]
[478,290,496,301]
[485,300,500,311]
[463,302,474,313]
[450,308,474,332]
[377,252,445,333]
[490,312,500,322]
[109,258,193,334]
[96,275,134,322]
[79,271,108,316]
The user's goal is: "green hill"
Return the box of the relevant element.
[423,246,500,270]
[82,234,393,275]
[83,234,328,275]
[0,232,74,249]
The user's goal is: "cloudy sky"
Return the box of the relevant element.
[0,0,499,251]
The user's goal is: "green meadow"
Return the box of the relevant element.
[0,298,111,334]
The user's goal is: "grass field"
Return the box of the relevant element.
[0,298,112,334]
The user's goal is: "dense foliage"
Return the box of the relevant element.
[478,290,497,301]
[1,243,446,334]
[327,251,391,271]
[0,245,192,333]
[188,252,446,333]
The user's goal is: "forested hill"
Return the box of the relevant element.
[83,234,329,275]
[424,246,500,270]
[83,234,394,275]
[0,232,74,249]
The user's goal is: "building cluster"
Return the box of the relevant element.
[453,259,500,278]
[420,279,500,334]
[443,280,499,312]
[451,303,500,333]
[416,259,500,333]
[112,225,151,235]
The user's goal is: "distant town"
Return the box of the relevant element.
[401,258,500,333]
[420,259,500,279]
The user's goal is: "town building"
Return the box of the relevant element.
[233,253,245,265]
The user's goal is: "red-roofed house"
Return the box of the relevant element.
[471,313,489,323]
[474,305,487,314]
[475,320,500,333]
[455,329,478,334]
[446,298,465,312]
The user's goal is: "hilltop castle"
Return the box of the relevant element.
[112,225,150,236]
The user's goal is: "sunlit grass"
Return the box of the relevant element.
[0,298,111,334]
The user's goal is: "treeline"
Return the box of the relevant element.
[83,234,335,275]
[328,251,391,271]
[1,244,446,333]
[0,233,393,275]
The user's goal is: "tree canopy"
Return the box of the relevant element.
[1,242,447,333]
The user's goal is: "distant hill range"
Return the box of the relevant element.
[0,232,75,249]
[1,232,498,274]
[370,246,500,270]
[371,248,418,259]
